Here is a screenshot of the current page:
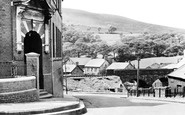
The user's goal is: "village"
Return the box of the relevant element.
[1,0,185,115]
[63,51,185,98]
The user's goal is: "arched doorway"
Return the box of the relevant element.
[24,30,44,89]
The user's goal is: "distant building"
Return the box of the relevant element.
[152,77,168,88]
[163,50,185,69]
[131,56,182,69]
[106,62,135,75]
[66,57,91,70]
[168,64,185,92]
[63,64,84,76]
[84,59,109,75]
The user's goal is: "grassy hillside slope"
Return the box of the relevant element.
[63,8,185,34]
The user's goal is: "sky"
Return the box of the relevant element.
[62,0,185,29]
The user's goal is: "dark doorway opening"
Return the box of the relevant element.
[24,31,44,89]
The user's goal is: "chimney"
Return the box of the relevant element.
[76,62,79,65]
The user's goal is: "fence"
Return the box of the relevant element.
[129,87,185,98]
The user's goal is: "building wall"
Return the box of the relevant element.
[0,0,63,96]
[49,8,63,97]
[84,67,99,75]
[168,78,185,92]
[0,0,12,62]
[52,60,63,97]
[71,66,84,76]
[0,1,16,77]
[84,60,109,75]
[152,79,162,87]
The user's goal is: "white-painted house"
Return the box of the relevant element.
[84,59,109,75]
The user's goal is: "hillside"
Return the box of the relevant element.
[63,8,185,34]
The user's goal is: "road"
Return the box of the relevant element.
[71,93,185,115]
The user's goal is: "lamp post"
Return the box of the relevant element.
[136,56,140,97]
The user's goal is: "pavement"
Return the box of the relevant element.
[0,94,87,115]
[1,92,185,115]
[127,95,185,103]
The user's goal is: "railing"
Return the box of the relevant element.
[129,87,185,98]
[64,74,107,78]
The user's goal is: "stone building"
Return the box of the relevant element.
[0,0,63,97]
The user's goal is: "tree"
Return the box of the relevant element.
[108,25,117,34]
[98,27,101,33]
[164,45,184,56]
[97,42,111,58]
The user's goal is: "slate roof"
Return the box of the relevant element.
[63,65,76,73]
[106,62,133,70]
[162,63,177,69]
[70,58,91,66]
[131,56,182,69]
[168,64,185,80]
[174,56,185,68]
[85,59,106,67]
[162,55,185,69]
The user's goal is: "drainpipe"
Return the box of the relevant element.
[11,1,15,77]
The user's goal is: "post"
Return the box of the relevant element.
[25,52,40,90]
[136,57,140,97]
[66,77,68,94]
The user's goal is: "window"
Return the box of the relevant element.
[51,23,62,58]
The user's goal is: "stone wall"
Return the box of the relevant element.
[0,76,39,103]
[0,0,12,62]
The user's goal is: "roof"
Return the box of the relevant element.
[70,58,91,66]
[131,56,182,69]
[168,64,185,80]
[162,63,177,69]
[85,59,106,67]
[174,56,185,68]
[63,65,76,73]
[106,62,131,70]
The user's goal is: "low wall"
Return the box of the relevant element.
[0,76,39,103]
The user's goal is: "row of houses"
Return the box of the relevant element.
[63,58,109,76]
[65,50,185,92]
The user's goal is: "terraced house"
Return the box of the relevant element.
[0,0,64,97]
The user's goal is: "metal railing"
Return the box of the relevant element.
[129,87,185,98]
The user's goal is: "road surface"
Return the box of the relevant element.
[71,93,185,115]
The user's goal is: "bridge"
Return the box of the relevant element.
[106,68,174,85]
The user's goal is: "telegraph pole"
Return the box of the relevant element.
[136,57,140,97]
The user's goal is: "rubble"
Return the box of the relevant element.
[64,76,128,94]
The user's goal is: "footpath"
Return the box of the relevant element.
[0,94,87,115]
[128,95,185,103]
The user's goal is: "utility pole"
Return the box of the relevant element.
[136,57,140,97]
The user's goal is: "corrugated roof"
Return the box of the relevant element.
[63,65,76,73]
[168,64,185,80]
[131,56,182,69]
[106,62,129,70]
[70,58,91,65]
[85,59,106,67]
